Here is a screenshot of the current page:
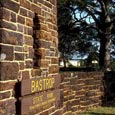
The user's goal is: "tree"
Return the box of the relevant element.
[57,0,115,71]
[57,0,80,67]
[57,0,95,67]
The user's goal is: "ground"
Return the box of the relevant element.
[80,107,115,115]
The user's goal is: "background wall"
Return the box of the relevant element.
[60,72,115,115]
[60,72,104,115]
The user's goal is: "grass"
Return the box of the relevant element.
[80,107,115,115]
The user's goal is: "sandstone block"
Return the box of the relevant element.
[38,60,49,68]
[26,18,33,27]
[20,7,27,16]
[17,24,24,32]
[0,29,23,45]
[0,62,19,80]
[24,36,33,46]
[0,91,11,100]
[15,53,24,60]
[19,62,25,70]
[25,60,33,68]
[10,12,16,22]
[49,65,59,74]
[31,69,41,77]
[0,0,19,13]
[0,81,16,91]
[0,45,13,61]
[0,99,16,115]
[22,70,30,79]
[20,0,31,10]
[51,58,58,64]
[17,15,25,24]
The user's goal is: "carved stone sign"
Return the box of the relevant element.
[20,89,60,115]
[21,76,61,96]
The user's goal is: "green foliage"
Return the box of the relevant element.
[57,0,115,70]
[57,0,78,59]
[80,107,115,115]
[57,0,98,59]
[0,0,3,7]
[111,60,115,71]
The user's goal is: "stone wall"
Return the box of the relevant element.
[0,1,115,115]
[60,72,105,115]
[0,0,59,115]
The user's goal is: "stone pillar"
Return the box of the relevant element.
[0,0,59,115]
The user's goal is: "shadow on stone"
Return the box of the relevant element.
[14,81,21,115]
[102,72,115,106]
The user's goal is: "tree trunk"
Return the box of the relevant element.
[97,0,113,71]
[63,58,67,68]
[99,29,111,71]
[99,34,106,70]
[104,30,111,71]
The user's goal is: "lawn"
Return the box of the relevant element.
[80,107,115,115]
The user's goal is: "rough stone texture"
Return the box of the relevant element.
[0,91,11,100]
[0,29,23,45]
[21,70,30,80]
[31,69,41,77]
[60,72,105,114]
[0,0,20,13]
[0,0,58,115]
[17,15,25,24]
[0,99,16,115]
[24,36,33,46]
[49,65,59,74]
[0,62,19,80]
[25,60,33,68]
[51,58,59,64]
[0,20,17,30]
[0,81,16,91]
[15,53,24,60]
[0,45,13,61]
[0,8,10,21]
[19,62,25,70]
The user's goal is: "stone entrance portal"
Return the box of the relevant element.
[0,0,60,115]
[0,1,109,115]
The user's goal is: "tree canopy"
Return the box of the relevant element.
[57,0,115,71]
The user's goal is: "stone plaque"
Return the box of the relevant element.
[21,76,61,96]
[20,89,60,115]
